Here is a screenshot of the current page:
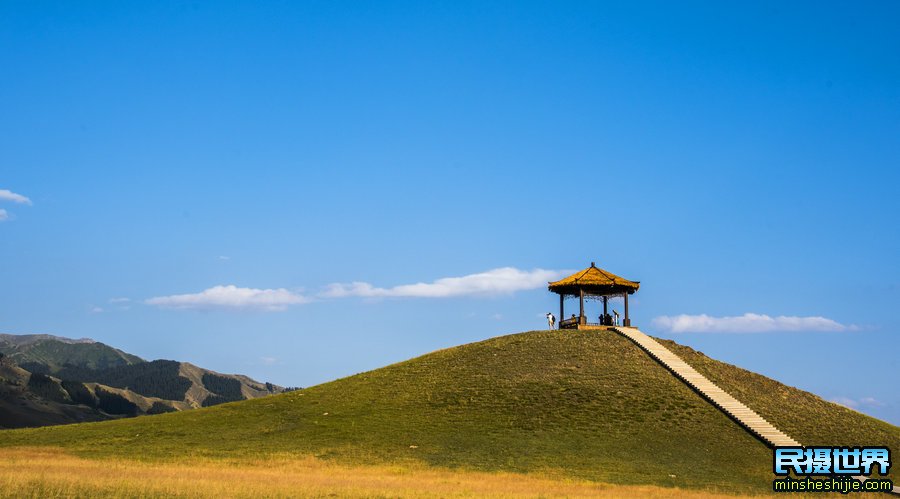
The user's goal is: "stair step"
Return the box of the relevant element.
[612,326,801,451]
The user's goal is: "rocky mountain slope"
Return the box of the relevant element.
[0,334,285,429]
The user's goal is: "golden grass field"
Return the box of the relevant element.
[0,447,764,498]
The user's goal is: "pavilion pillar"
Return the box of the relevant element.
[603,296,608,324]
[579,288,584,324]
[624,293,631,327]
[559,294,564,328]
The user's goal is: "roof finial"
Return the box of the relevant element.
[591,261,596,268]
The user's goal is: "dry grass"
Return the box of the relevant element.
[0,447,758,498]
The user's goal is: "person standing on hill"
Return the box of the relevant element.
[546,312,556,329]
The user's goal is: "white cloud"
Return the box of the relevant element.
[0,209,7,222]
[652,313,858,333]
[0,189,31,205]
[260,356,278,365]
[218,255,230,261]
[146,285,309,311]
[321,267,569,299]
[830,397,883,410]
[831,397,857,409]
[109,297,131,310]
[90,306,104,314]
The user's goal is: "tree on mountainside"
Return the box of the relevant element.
[95,388,139,416]
[26,373,70,403]
[147,402,177,414]
[201,394,232,407]
[60,380,97,407]
[201,373,243,401]
[58,360,192,401]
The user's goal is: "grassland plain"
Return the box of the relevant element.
[0,447,758,498]
[0,329,897,497]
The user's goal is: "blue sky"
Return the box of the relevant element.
[1,2,898,424]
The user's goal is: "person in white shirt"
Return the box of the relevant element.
[546,312,556,329]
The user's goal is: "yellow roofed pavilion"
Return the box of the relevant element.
[548,262,639,329]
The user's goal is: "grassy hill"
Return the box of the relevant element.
[1,329,897,495]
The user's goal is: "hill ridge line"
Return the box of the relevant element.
[611,327,900,495]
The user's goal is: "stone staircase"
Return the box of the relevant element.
[612,326,800,447]
[611,326,899,494]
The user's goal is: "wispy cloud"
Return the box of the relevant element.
[146,267,566,313]
[146,285,309,311]
[90,306,104,314]
[321,267,569,299]
[0,189,31,205]
[652,313,858,333]
[108,297,131,310]
[0,189,32,222]
[830,397,884,410]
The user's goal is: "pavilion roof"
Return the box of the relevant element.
[548,262,639,296]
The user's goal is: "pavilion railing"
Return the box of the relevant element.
[560,316,617,329]
[559,317,580,329]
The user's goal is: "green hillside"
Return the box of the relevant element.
[0,335,142,373]
[660,339,900,451]
[1,329,897,494]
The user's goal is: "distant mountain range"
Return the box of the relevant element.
[0,333,286,429]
